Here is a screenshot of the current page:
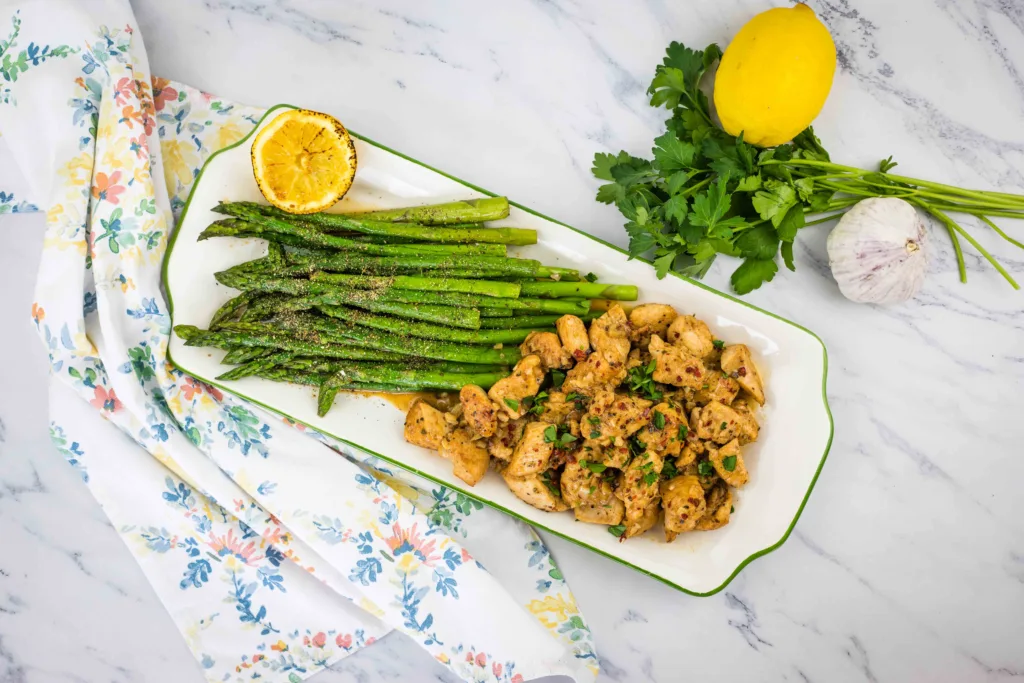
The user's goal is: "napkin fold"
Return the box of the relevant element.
[0,2,598,681]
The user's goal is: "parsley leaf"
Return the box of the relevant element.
[731,258,779,295]
[781,240,796,272]
[608,524,627,538]
[543,424,558,443]
[653,410,666,430]
[654,252,675,279]
[690,178,747,236]
[643,471,659,486]
[503,397,519,411]
[627,359,663,401]
[712,339,725,350]
[752,181,798,227]
[580,460,607,474]
[697,460,715,477]
[662,457,679,480]
[775,203,805,242]
[735,223,780,260]
[653,132,697,174]
[723,455,738,472]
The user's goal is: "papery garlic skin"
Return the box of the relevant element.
[827,197,927,304]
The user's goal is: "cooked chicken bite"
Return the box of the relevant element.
[592,442,631,469]
[731,400,760,444]
[629,304,678,345]
[502,469,568,512]
[589,305,631,363]
[649,334,707,389]
[667,315,716,359]
[561,460,624,524]
[662,475,707,541]
[487,417,526,461]
[677,443,701,467]
[616,449,664,538]
[403,399,449,449]
[695,481,732,531]
[460,384,497,437]
[581,390,652,449]
[562,348,628,396]
[720,344,765,405]
[506,422,555,477]
[520,331,572,370]
[693,371,740,407]
[488,354,545,418]
[626,499,661,538]
[538,391,583,425]
[635,402,686,457]
[556,314,590,361]
[440,427,491,486]
[708,438,749,488]
[694,400,747,445]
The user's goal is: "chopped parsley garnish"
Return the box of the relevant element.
[543,425,558,443]
[544,424,577,448]
[580,460,607,474]
[653,410,666,430]
[585,272,599,283]
[661,457,679,479]
[642,471,659,486]
[713,339,725,350]
[697,460,715,477]
[730,505,735,513]
[722,455,738,472]
[589,430,602,439]
[627,358,663,401]
[678,424,689,440]
[608,525,627,538]
[522,391,549,417]
[550,370,566,389]
[503,397,519,411]
[720,421,728,430]
[588,416,601,425]
[540,470,561,498]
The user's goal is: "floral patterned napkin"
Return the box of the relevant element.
[0,2,598,682]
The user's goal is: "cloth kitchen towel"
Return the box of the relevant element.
[0,2,599,682]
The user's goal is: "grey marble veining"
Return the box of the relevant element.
[1,0,1023,681]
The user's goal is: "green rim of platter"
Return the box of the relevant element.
[163,103,835,598]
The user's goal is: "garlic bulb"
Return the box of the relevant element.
[826,197,927,304]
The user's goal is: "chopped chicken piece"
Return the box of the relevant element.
[538,391,583,425]
[695,481,732,531]
[694,400,746,445]
[403,399,449,449]
[627,500,661,538]
[708,438,749,488]
[635,402,686,457]
[556,314,591,361]
[488,354,545,418]
[731,400,760,444]
[459,384,497,437]
[667,315,716,359]
[589,305,631,363]
[676,443,700,467]
[561,460,624,524]
[681,459,721,492]
[506,422,555,477]
[661,475,707,541]
[592,442,631,469]
[649,334,707,389]
[487,417,526,461]
[502,469,568,512]
[629,304,678,346]
[581,390,652,449]
[693,371,740,407]
[520,331,572,370]
[616,449,664,538]
[440,427,491,486]
[720,344,765,405]
[625,347,650,372]
[562,349,628,396]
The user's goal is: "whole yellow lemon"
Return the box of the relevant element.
[714,3,836,147]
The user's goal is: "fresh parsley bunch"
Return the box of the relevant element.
[592,41,1024,293]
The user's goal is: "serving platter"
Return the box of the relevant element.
[165,103,834,596]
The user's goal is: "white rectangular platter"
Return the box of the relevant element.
[165,104,834,596]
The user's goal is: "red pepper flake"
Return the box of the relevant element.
[617,402,626,410]
[738,367,747,377]
[687,497,700,505]
[573,350,587,361]
[680,514,688,521]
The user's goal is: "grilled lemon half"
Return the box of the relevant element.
[250,109,357,214]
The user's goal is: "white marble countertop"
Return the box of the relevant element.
[2,0,1023,681]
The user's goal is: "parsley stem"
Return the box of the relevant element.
[770,159,1024,207]
[910,200,966,284]
[918,203,1019,289]
[979,215,1024,252]
[914,203,1024,220]
[802,210,849,227]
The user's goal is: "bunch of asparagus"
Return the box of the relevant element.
[173,196,639,416]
